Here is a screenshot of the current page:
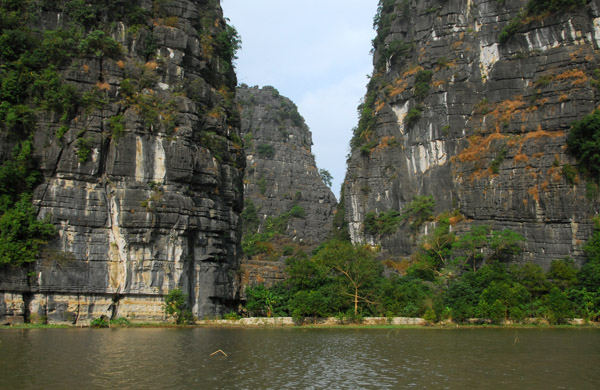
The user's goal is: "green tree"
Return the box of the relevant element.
[510,263,549,298]
[544,287,574,324]
[489,229,524,261]
[452,225,490,272]
[313,241,383,315]
[548,257,578,291]
[566,109,600,177]
[319,168,333,187]
[245,284,280,317]
[401,195,435,232]
[419,217,456,271]
[164,289,194,324]
[0,141,55,267]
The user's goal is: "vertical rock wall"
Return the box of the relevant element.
[0,0,245,324]
[344,0,600,268]
[237,85,337,287]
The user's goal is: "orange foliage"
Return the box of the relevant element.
[559,94,569,102]
[375,101,386,113]
[532,152,544,159]
[82,64,90,73]
[528,186,540,202]
[448,215,464,226]
[375,136,398,152]
[541,180,549,192]
[456,132,506,163]
[522,125,564,143]
[514,153,529,163]
[403,66,424,79]
[388,79,407,97]
[382,259,411,275]
[95,81,111,91]
[144,61,158,70]
[116,60,125,69]
[555,69,588,85]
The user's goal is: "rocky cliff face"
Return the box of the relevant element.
[0,0,244,324]
[237,85,337,287]
[344,0,600,267]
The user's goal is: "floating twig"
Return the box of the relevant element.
[210,349,228,357]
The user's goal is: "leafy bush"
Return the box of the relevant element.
[319,168,333,187]
[90,316,109,328]
[404,105,423,128]
[223,311,241,320]
[0,141,56,267]
[108,114,125,141]
[79,30,121,58]
[527,0,586,14]
[364,210,402,236]
[110,317,131,326]
[561,164,578,185]
[567,109,600,178]
[164,289,194,324]
[215,24,241,66]
[290,205,305,218]
[414,70,433,99]
[401,195,435,232]
[241,199,260,235]
[256,143,275,159]
[490,146,508,174]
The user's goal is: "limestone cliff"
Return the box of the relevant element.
[344,0,600,268]
[237,85,337,287]
[0,0,244,324]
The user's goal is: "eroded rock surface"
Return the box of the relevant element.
[344,0,600,268]
[237,86,337,287]
[1,0,244,324]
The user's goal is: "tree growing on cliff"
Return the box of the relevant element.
[0,141,56,267]
[567,109,600,177]
[319,168,333,187]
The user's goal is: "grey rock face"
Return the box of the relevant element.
[344,0,600,268]
[237,86,337,287]
[0,0,244,324]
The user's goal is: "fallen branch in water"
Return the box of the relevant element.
[210,349,228,357]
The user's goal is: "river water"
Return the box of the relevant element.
[1,327,598,389]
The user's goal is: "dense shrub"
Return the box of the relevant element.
[567,109,600,178]
[164,289,194,324]
[256,143,275,159]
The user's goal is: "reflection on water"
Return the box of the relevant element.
[1,327,599,389]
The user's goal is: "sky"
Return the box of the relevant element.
[221,0,379,198]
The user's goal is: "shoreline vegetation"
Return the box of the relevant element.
[1,317,599,330]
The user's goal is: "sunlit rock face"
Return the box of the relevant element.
[344,0,600,268]
[0,0,245,324]
[237,85,337,288]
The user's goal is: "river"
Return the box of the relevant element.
[1,327,599,389]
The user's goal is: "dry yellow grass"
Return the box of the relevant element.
[456,132,506,163]
[145,61,158,70]
[95,81,111,91]
[514,153,529,163]
[556,69,588,85]
[528,186,540,202]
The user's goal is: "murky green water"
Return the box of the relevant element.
[1,327,599,389]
